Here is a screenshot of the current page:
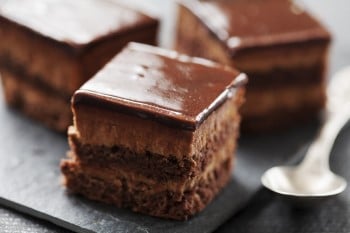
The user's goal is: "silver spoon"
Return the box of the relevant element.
[261,67,350,197]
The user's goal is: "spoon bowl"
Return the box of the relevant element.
[262,166,347,197]
[261,67,350,198]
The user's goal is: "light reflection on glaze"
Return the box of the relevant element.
[183,0,330,52]
[0,0,152,45]
[89,55,185,113]
[77,43,246,128]
[194,2,230,41]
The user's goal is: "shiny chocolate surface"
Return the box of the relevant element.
[74,42,246,130]
[0,0,156,46]
[181,0,331,53]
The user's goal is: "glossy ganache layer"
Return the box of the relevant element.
[180,0,331,55]
[73,42,247,131]
[0,0,158,49]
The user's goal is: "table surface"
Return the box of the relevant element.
[1,0,350,232]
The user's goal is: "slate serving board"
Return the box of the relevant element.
[0,81,320,233]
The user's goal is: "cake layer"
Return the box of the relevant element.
[61,150,233,220]
[0,17,158,96]
[247,63,325,88]
[0,57,71,101]
[242,82,325,118]
[242,84,324,131]
[0,17,80,96]
[68,108,240,182]
[1,70,71,132]
[62,114,238,219]
[229,41,328,73]
[242,106,322,132]
[73,89,244,159]
[64,123,236,191]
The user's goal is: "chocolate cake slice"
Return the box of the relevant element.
[176,0,331,131]
[0,0,158,132]
[61,42,247,220]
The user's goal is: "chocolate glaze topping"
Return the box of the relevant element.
[181,0,331,54]
[0,0,157,48]
[73,42,247,130]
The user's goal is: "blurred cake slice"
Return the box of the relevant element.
[0,0,158,132]
[176,0,331,131]
[61,42,247,220]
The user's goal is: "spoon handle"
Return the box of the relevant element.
[300,110,350,172]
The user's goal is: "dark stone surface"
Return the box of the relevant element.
[0,207,67,233]
[0,0,349,233]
